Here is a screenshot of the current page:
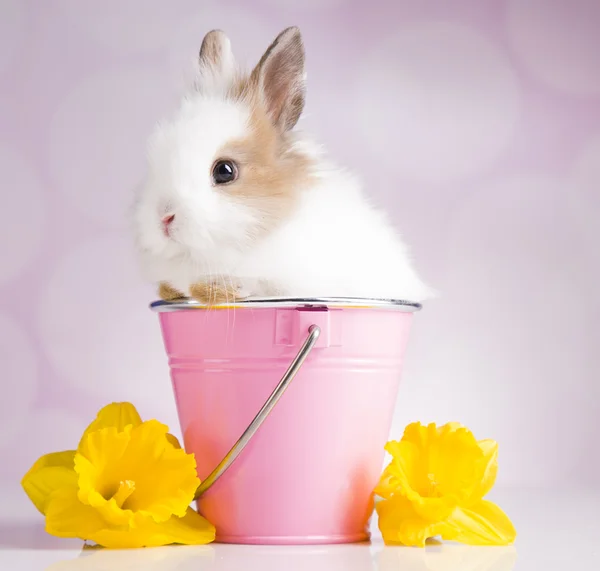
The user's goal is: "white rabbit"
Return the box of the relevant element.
[132,27,434,304]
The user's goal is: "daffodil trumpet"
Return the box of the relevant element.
[375,422,516,547]
[21,402,215,548]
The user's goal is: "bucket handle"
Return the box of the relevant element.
[194,324,321,499]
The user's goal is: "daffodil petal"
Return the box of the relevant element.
[21,451,77,514]
[376,494,458,547]
[441,422,465,432]
[78,403,142,455]
[45,486,108,540]
[86,508,215,548]
[377,434,429,500]
[412,496,457,521]
[165,433,182,449]
[447,499,517,545]
[375,444,407,500]
[474,440,499,499]
[23,450,75,473]
[136,507,216,546]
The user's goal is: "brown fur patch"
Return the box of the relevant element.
[214,91,313,238]
[158,282,185,301]
[189,280,240,305]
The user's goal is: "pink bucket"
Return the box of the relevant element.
[151,297,420,545]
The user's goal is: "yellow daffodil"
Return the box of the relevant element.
[21,403,215,548]
[375,422,516,547]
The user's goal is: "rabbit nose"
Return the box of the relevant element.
[162,214,175,236]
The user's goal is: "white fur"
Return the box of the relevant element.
[133,94,256,278]
[236,147,434,301]
[133,42,433,303]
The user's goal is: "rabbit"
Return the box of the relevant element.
[132,27,434,305]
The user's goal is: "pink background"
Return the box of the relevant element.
[1,0,599,522]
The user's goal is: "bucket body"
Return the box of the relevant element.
[154,298,417,545]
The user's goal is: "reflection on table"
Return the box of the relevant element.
[44,539,517,571]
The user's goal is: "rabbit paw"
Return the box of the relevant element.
[189,280,245,305]
[158,282,186,301]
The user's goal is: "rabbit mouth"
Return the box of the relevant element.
[161,214,175,237]
[159,219,183,245]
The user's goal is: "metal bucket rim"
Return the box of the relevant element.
[149,296,422,313]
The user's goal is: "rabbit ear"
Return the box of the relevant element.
[199,30,235,79]
[251,27,306,132]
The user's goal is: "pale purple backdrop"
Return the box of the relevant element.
[1,0,599,521]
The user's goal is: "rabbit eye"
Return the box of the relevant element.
[212,160,238,185]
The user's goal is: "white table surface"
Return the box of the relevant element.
[1,489,598,570]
